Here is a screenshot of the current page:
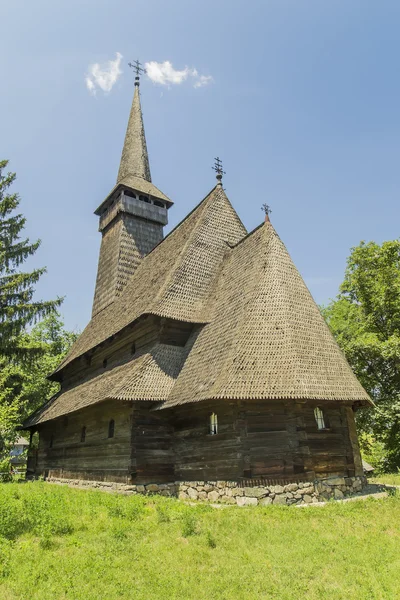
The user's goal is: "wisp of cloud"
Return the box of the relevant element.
[86,52,123,95]
[145,60,213,89]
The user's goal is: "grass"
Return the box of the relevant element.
[0,482,400,599]
[372,473,400,486]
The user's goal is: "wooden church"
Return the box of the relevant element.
[23,67,371,488]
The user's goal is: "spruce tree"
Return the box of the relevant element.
[0,160,62,359]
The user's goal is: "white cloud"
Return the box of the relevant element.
[144,60,213,89]
[194,74,214,89]
[86,52,123,95]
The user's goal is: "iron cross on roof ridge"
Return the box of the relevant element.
[128,59,146,85]
[212,157,226,185]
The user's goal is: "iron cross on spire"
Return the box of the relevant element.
[212,157,226,185]
[128,59,146,86]
[261,203,272,222]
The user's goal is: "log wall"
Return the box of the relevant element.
[36,400,133,483]
[34,398,362,484]
[170,400,360,482]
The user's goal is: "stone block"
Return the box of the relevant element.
[271,485,284,494]
[334,489,344,500]
[221,496,236,504]
[303,495,313,504]
[237,496,258,507]
[231,487,244,497]
[273,495,287,506]
[326,477,346,486]
[299,486,314,496]
[259,497,273,506]
[244,487,268,498]
[284,483,298,493]
[136,485,145,493]
[208,491,220,502]
[187,488,198,500]
[198,492,208,500]
[146,484,159,493]
[179,492,189,500]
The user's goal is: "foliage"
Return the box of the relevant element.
[0,159,62,360]
[0,482,400,599]
[322,240,400,471]
[358,432,387,474]
[0,313,77,457]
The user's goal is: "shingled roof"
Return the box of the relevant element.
[53,185,247,375]
[161,220,372,408]
[25,189,371,429]
[25,343,189,426]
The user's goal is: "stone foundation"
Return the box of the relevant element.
[45,475,367,505]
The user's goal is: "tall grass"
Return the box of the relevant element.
[0,481,399,599]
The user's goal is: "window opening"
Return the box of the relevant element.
[131,342,136,355]
[108,419,115,439]
[210,413,218,435]
[81,426,86,442]
[314,407,326,430]
[139,194,150,203]
[154,200,165,208]
[103,358,108,369]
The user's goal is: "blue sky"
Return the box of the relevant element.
[1,0,400,332]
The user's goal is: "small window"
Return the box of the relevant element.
[131,342,136,355]
[210,413,218,435]
[154,200,165,208]
[49,435,54,448]
[139,194,150,203]
[103,358,108,369]
[108,419,115,439]
[81,426,86,443]
[124,190,136,199]
[314,407,326,430]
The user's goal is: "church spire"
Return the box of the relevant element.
[117,60,151,184]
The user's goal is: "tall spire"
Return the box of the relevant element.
[117,60,152,184]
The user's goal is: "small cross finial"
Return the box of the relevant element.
[261,203,272,222]
[128,59,146,86]
[212,157,226,185]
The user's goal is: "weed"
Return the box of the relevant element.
[181,511,197,537]
[206,530,217,548]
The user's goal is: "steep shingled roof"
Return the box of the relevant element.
[53,185,247,375]
[118,82,152,184]
[25,344,188,426]
[161,221,372,408]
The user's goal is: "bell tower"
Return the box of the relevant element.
[92,60,173,317]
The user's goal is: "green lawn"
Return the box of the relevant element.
[372,473,400,486]
[0,482,399,600]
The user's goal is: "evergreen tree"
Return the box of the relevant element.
[0,313,77,469]
[0,160,62,359]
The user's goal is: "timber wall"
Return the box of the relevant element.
[35,400,133,483]
[170,400,362,482]
[34,398,363,485]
